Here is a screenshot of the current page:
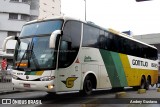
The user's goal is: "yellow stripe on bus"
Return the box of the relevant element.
[36,71,44,75]
[119,54,158,86]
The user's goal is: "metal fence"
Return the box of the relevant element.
[0,70,12,83]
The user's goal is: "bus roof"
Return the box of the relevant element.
[25,16,157,50]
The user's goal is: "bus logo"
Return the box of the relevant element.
[62,77,78,88]
[26,75,29,79]
[84,56,97,62]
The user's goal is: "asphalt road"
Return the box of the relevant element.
[0,85,160,107]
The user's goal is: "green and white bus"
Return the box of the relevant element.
[2,16,158,95]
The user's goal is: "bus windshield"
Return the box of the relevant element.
[14,20,63,71]
[20,20,63,37]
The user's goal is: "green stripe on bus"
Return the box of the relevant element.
[110,52,128,87]
[25,71,36,75]
[100,49,121,87]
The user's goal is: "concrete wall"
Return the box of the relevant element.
[39,0,61,18]
[0,0,30,15]
[134,33,160,45]
[0,13,26,32]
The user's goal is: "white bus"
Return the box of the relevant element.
[2,16,158,95]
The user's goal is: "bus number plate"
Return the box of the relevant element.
[24,84,30,88]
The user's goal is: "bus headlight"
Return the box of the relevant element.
[40,76,55,81]
[12,75,18,80]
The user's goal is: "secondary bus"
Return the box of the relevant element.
[2,16,158,95]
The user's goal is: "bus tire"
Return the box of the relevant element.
[80,76,93,95]
[145,79,149,90]
[145,77,150,90]
[140,76,146,89]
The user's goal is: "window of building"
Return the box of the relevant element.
[10,0,19,2]
[21,14,30,21]
[22,0,30,4]
[9,13,18,20]
[8,31,17,37]
[30,1,39,10]
[30,16,37,21]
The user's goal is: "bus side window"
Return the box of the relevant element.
[59,41,71,67]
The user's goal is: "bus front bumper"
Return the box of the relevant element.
[12,79,56,92]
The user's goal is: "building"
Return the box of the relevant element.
[39,0,61,19]
[133,33,160,82]
[0,0,61,65]
[0,0,39,48]
[133,33,160,57]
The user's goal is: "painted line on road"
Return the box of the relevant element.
[81,99,98,107]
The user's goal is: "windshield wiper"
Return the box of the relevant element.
[17,42,30,69]
[30,43,40,70]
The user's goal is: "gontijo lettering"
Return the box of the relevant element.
[132,59,148,67]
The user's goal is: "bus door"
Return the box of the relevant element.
[56,41,81,92]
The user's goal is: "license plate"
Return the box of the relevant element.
[24,84,30,88]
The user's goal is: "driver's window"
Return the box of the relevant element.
[59,41,71,67]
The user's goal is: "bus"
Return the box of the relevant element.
[2,16,158,95]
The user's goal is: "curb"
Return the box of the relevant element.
[0,90,22,95]
[157,88,160,92]
[115,92,126,98]
[0,90,35,95]
[137,89,146,94]
[81,99,98,107]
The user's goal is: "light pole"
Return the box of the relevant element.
[84,0,86,21]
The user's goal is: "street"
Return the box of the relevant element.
[0,85,160,107]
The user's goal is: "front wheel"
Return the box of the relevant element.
[80,76,93,95]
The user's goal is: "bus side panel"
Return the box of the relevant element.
[119,54,138,86]
[80,47,112,89]
[120,54,158,86]
[99,49,128,88]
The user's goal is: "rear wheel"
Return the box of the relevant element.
[145,77,150,90]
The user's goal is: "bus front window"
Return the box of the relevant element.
[15,36,56,71]
[14,20,63,71]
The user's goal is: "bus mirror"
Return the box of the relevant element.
[6,40,17,52]
[49,30,62,49]
[2,36,15,52]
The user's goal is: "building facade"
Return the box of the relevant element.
[133,33,160,57]
[0,0,61,65]
[133,33,160,82]
[39,0,61,19]
[0,0,39,49]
